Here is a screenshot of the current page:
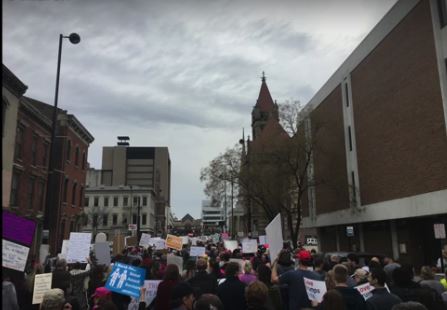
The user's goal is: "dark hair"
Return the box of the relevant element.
[369,260,382,270]
[370,268,387,286]
[63,296,81,310]
[194,294,224,310]
[320,289,346,310]
[314,255,325,267]
[96,299,118,310]
[347,253,359,264]
[164,264,180,281]
[256,264,272,286]
[278,251,293,266]
[333,264,348,284]
[392,265,414,287]
[196,259,207,271]
[225,262,240,277]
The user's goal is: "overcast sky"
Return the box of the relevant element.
[4,0,397,219]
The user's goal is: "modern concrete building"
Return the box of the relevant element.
[201,200,224,234]
[2,64,27,208]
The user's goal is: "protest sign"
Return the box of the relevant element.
[224,240,238,252]
[105,262,146,298]
[2,239,30,272]
[125,236,138,247]
[265,213,283,262]
[191,238,198,246]
[95,242,111,266]
[242,239,258,253]
[32,273,52,304]
[354,282,374,300]
[167,254,183,273]
[221,232,229,240]
[166,234,183,251]
[229,258,245,272]
[113,235,125,256]
[237,232,244,237]
[60,240,69,259]
[3,210,36,246]
[66,232,92,263]
[303,277,327,303]
[39,245,49,266]
[149,238,166,250]
[139,233,152,248]
[259,235,267,245]
[181,236,189,245]
[190,246,206,257]
[143,280,162,305]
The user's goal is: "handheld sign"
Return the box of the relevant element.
[32,273,52,304]
[167,254,184,273]
[181,236,189,245]
[265,214,283,262]
[3,210,36,246]
[224,240,238,252]
[125,236,138,247]
[139,233,152,248]
[166,235,183,251]
[242,239,258,253]
[59,240,69,259]
[259,235,267,245]
[2,239,30,272]
[149,238,166,250]
[94,242,111,266]
[354,282,374,300]
[303,277,327,303]
[190,246,206,257]
[66,232,92,263]
[105,262,146,298]
[143,280,162,306]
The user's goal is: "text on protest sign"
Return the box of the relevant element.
[139,233,152,248]
[224,240,238,252]
[242,239,258,253]
[354,282,374,300]
[265,213,283,262]
[66,232,92,263]
[190,246,206,257]
[32,273,52,304]
[166,234,183,251]
[2,239,30,272]
[105,262,146,298]
[143,280,162,306]
[303,277,327,303]
[149,238,166,250]
[3,210,37,246]
[167,254,184,274]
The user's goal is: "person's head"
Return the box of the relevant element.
[277,250,293,267]
[225,262,240,278]
[185,259,196,271]
[391,301,428,310]
[314,255,325,269]
[347,253,359,266]
[419,266,434,280]
[333,264,349,285]
[352,268,369,284]
[368,268,387,287]
[196,259,207,271]
[171,281,195,310]
[96,299,118,310]
[392,265,414,287]
[297,250,313,267]
[61,297,81,310]
[325,270,337,290]
[383,256,394,265]
[164,264,180,281]
[320,289,346,310]
[245,281,269,306]
[369,259,382,270]
[442,244,447,257]
[194,294,224,310]
[55,258,67,271]
[40,288,65,310]
[330,255,340,264]
[244,261,253,273]
[256,264,272,286]
[92,287,112,305]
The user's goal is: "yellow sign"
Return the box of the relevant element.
[166,234,183,251]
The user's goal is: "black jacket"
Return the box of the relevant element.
[366,287,402,310]
[217,277,247,310]
[188,270,218,297]
[335,286,366,310]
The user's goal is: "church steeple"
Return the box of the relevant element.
[255,71,275,113]
[252,72,277,140]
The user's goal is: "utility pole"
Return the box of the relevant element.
[137,196,141,239]
[224,180,227,233]
[231,176,234,239]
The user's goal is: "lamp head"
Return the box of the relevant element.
[68,33,81,44]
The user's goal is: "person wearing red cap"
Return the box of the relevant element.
[91,287,112,310]
[271,250,319,310]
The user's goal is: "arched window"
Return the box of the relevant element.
[82,152,86,169]
[66,140,71,161]
[75,147,80,166]
[72,182,77,205]
[63,178,69,202]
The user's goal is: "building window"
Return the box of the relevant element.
[94,196,99,207]
[75,147,80,166]
[10,171,20,206]
[133,196,139,206]
[82,152,86,169]
[61,220,66,240]
[438,0,447,28]
[142,214,147,225]
[83,215,88,226]
[123,196,128,206]
[39,180,45,211]
[72,183,77,206]
[142,196,147,206]
[27,177,35,209]
[122,215,127,225]
[351,171,357,203]
[42,142,49,166]
[113,196,118,207]
[132,214,137,224]
[93,215,98,228]
[15,125,24,160]
[64,178,69,203]
[84,197,89,207]
[66,140,71,162]
[104,196,109,207]
[102,215,108,226]
[79,186,84,208]
[113,214,118,225]
[31,135,37,166]
[70,221,75,233]
[348,126,353,151]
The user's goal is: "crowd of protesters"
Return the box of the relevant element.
[2,237,447,310]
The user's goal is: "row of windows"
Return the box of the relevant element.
[66,139,87,169]
[86,195,149,207]
[10,171,46,210]
[86,213,149,226]
[63,178,84,208]
[15,125,49,167]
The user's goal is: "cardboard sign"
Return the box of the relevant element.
[242,239,258,253]
[166,235,183,251]
[265,214,283,262]
[113,235,125,256]
[149,238,166,250]
[259,235,267,245]
[167,254,183,274]
[303,277,327,303]
[139,233,152,248]
[434,223,446,239]
[2,239,30,272]
[94,242,111,266]
[105,262,146,298]
[32,273,52,304]
[125,236,138,247]
[66,233,91,263]
[354,282,374,300]
[2,210,37,246]
[224,240,238,252]
[143,280,162,306]
[190,246,206,257]
[181,236,189,245]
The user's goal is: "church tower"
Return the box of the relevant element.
[251,72,279,140]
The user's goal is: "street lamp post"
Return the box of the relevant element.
[231,176,234,239]
[44,33,80,255]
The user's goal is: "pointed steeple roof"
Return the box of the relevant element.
[255,72,275,112]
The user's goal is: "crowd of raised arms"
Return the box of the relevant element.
[2,237,447,310]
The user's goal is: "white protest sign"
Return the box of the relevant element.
[66,232,92,263]
[190,246,206,257]
[181,236,189,245]
[265,213,283,262]
[434,223,446,239]
[139,233,152,248]
[259,235,267,245]
[242,239,258,253]
[94,242,111,266]
[354,282,374,300]
[224,240,238,252]
[303,277,327,303]
[2,239,30,272]
[32,273,52,304]
[149,238,166,250]
[191,238,198,246]
[167,254,183,273]
[59,240,69,259]
[143,280,162,305]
